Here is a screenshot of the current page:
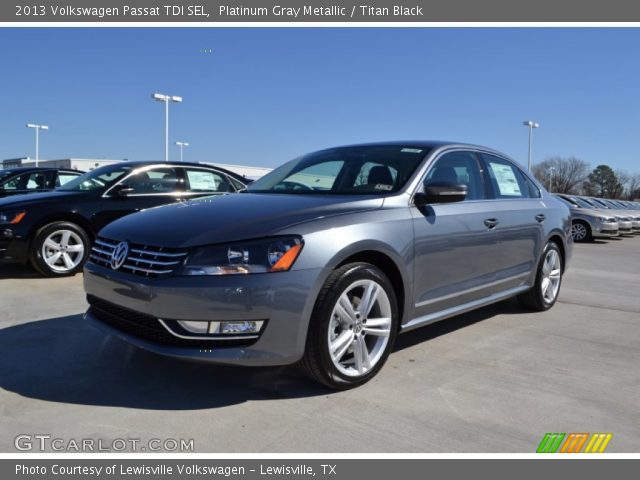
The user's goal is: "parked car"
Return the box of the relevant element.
[0,167,83,197]
[0,161,248,276]
[83,142,572,389]
[583,197,634,235]
[554,194,619,242]
[603,199,640,232]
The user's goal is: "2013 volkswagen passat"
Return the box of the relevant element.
[84,142,572,389]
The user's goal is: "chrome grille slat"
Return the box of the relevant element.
[88,236,188,278]
[89,255,110,265]
[127,256,181,266]
[121,264,174,275]
[129,248,187,258]
[94,238,117,248]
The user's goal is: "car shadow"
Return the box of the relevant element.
[0,264,43,279]
[0,299,527,410]
[0,314,326,410]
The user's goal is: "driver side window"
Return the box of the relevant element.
[424,151,486,201]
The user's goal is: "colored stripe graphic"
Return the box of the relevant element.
[560,433,589,453]
[584,433,613,453]
[536,433,565,453]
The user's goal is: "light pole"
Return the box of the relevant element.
[26,123,49,167]
[152,93,183,161]
[549,166,555,191]
[175,141,189,162]
[522,120,540,171]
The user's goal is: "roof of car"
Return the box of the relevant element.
[325,140,463,149]
[317,141,514,158]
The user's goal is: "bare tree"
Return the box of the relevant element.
[532,156,590,194]
[615,170,630,199]
[626,173,640,200]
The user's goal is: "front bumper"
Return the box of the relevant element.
[83,262,324,366]
[618,221,633,234]
[592,221,619,238]
[0,233,29,264]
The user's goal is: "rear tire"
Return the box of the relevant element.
[571,220,592,242]
[518,242,563,312]
[300,262,399,390]
[30,222,90,277]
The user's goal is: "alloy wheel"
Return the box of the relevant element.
[540,249,561,304]
[41,229,86,273]
[327,279,392,377]
[572,223,588,241]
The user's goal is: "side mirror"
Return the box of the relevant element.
[111,184,135,197]
[414,181,467,207]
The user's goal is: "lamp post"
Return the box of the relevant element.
[152,93,183,161]
[26,123,49,167]
[175,141,189,162]
[522,120,540,171]
[549,166,555,191]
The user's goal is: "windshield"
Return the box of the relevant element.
[58,164,133,191]
[555,195,577,208]
[573,196,599,208]
[246,145,430,195]
[589,198,610,208]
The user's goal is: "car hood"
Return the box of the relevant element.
[604,209,637,219]
[0,190,88,207]
[100,193,385,248]
[573,207,616,219]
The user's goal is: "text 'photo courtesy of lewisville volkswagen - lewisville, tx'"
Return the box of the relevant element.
[0,7,639,472]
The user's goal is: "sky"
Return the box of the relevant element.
[0,27,639,172]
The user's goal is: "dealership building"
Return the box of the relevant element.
[1,158,271,180]
[1,157,123,171]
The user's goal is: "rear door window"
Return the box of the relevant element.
[184,168,235,193]
[56,171,83,187]
[480,154,532,199]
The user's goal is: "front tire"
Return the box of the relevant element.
[300,263,399,389]
[30,222,90,277]
[571,220,592,242]
[518,241,563,311]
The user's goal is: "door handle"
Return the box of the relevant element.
[484,218,499,229]
[535,214,546,223]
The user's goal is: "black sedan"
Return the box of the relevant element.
[0,167,84,197]
[0,161,248,276]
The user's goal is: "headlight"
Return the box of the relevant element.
[177,236,303,276]
[0,210,26,225]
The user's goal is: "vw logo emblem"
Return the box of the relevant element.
[110,241,129,270]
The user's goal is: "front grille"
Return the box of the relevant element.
[89,237,188,278]
[87,295,257,348]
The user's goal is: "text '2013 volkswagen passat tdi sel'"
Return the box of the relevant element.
[84,142,572,389]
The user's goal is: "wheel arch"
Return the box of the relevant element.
[546,231,567,271]
[26,213,95,253]
[327,245,410,330]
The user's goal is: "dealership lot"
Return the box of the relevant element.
[1,238,639,452]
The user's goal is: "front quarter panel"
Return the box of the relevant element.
[276,201,415,332]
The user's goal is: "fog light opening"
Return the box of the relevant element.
[176,320,209,334]
[220,321,264,335]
